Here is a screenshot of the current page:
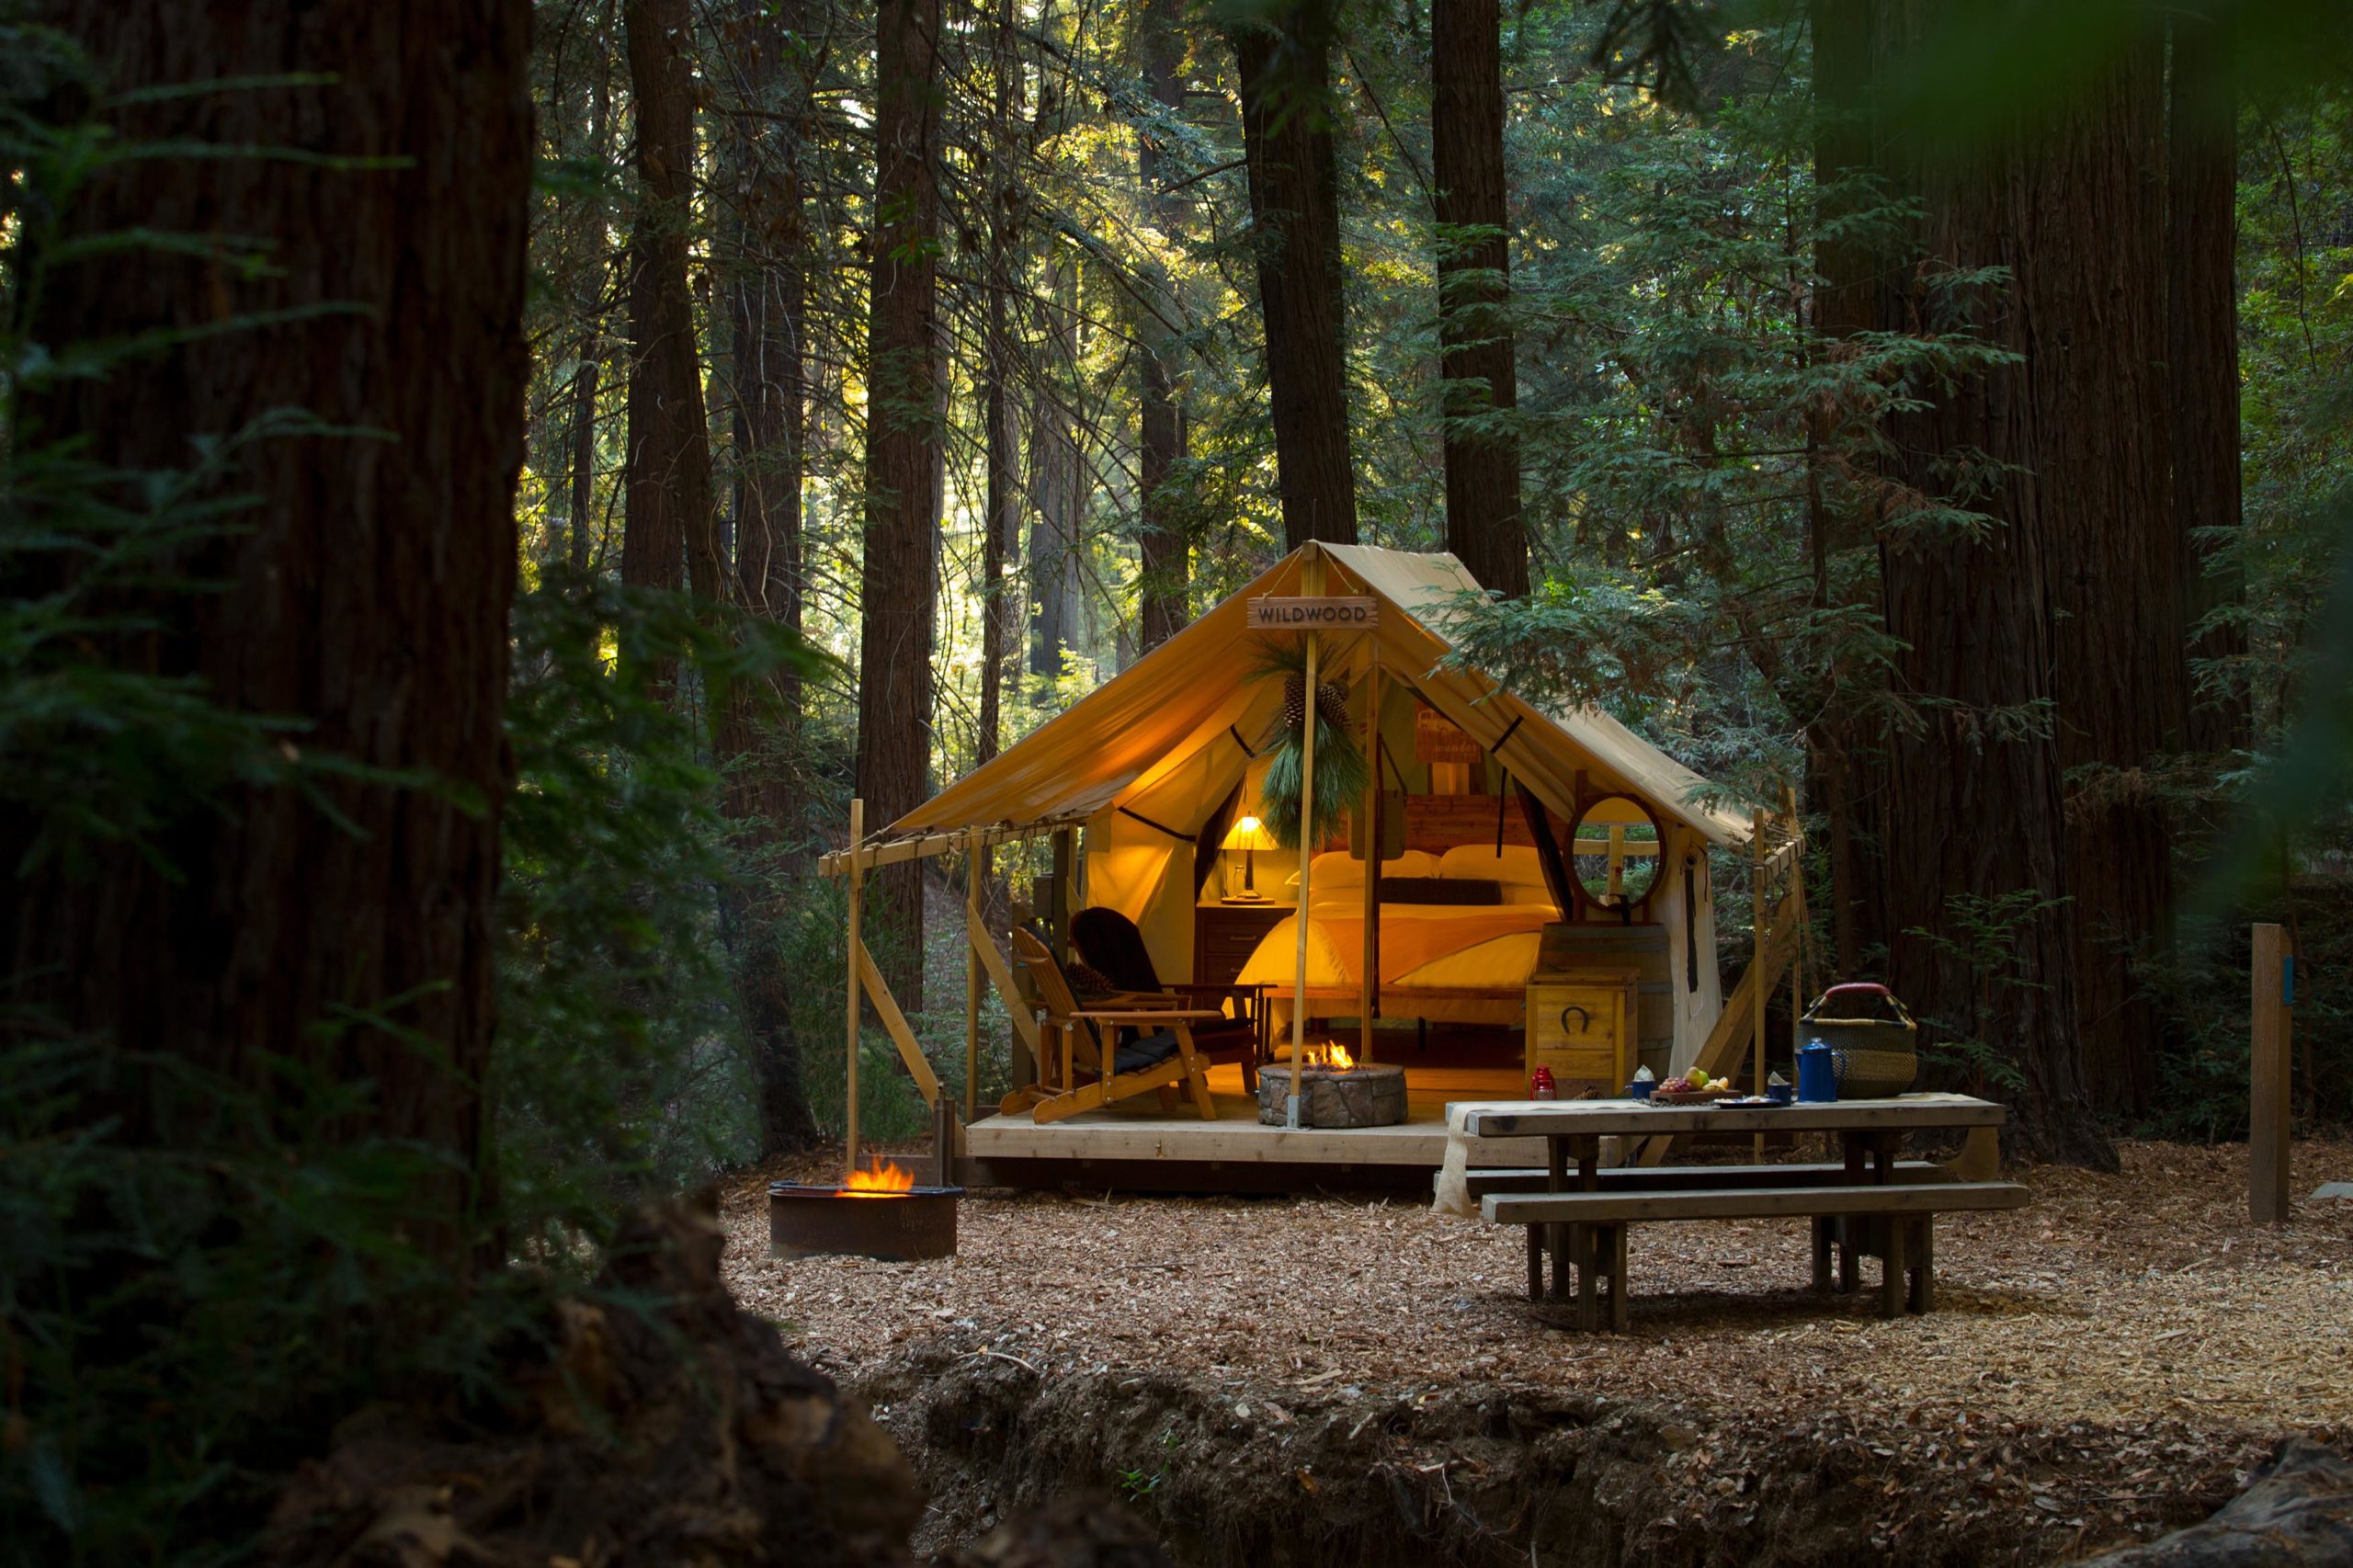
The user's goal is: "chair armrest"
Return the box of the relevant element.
[1071,1007,1229,1025]
[1169,982,1262,999]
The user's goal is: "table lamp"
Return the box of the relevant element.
[1222,814,1277,901]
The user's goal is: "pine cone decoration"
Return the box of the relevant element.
[1281,675,1349,732]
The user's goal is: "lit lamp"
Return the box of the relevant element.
[1221,814,1278,902]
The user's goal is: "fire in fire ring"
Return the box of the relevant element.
[1247,595,1380,630]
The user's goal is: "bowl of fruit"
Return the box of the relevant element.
[1649,1067,1740,1103]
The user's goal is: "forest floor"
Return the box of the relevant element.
[721,1139,2353,1564]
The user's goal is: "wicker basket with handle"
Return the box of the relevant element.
[1795,983,1918,1098]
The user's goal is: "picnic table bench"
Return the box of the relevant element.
[1450,1094,2027,1330]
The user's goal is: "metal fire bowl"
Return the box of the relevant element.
[767,1182,962,1262]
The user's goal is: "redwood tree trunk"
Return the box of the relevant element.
[2026,30,2183,1119]
[567,13,615,576]
[1135,0,1189,651]
[12,0,530,1253]
[2169,8,2248,756]
[858,0,944,1007]
[1869,1,2130,1168]
[1230,0,1359,547]
[728,0,811,741]
[624,0,714,600]
[1429,0,1526,597]
[978,0,1019,763]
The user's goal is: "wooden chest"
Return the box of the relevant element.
[1194,902,1290,988]
[1525,967,1639,1096]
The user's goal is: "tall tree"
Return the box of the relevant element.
[565,3,618,576]
[13,0,531,1257]
[2168,5,2249,756]
[1429,0,1527,596]
[624,0,713,600]
[1229,0,1359,547]
[1027,252,1084,681]
[1830,0,2153,1166]
[858,0,946,1006]
[977,0,1022,763]
[1135,0,1191,650]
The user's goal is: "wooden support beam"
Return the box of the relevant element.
[1360,664,1379,1064]
[2251,921,2293,1224]
[816,811,1095,880]
[1634,886,1802,1166]
[844,797,864,1177]
[856,939,942,1106]
[967,901,1042,1065]
[963,827,983,1126]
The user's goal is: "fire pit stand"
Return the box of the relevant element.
[1255,1061,1408,1128]
[768,1181,962,1261]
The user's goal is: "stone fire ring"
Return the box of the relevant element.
[1256,1061,1408,1128]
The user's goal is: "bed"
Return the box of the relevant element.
[1234,845,1560,1030]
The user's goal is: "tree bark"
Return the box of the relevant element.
[2168,6,2248,755]
[714,0,821,1155]
[1429,0,1526,597]
[1807,0,1887,981]
[2027,28,2182,1119]
[1135,0,1190,651]
[623,0,714,601]
[11,0,530,1259]
[567,6,617,577]
[1866,0,2131,1168]
[1229,0,1359,548]
[977,0,1020,767]
[858,0,945,1008]
[1027,254,1082,683]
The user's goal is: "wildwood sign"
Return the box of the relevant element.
[1246,595,1380,630]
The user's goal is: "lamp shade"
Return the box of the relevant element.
[1222,814,1278,853]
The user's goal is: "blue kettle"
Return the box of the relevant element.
[1796,1038,1847,1103]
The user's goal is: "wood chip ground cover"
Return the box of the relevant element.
[720,1139,2352,1561]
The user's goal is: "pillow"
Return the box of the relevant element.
[1286,849,1438,889]
[1381,875,1501,905]
[1438,842,1550,889]
[1500,883,1562,908]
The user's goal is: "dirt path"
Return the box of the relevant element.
[722,1141,2352,1563]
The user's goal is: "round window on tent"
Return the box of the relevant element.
[1570,796,1663,913]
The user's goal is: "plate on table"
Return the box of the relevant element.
[1648,1087,1740,1105]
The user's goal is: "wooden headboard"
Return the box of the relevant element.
[1401,793,1569,854]
[1315,792,1579,855]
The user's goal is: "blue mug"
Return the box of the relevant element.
[1766,1081,1792,1105]
[1626,1079,1655,1101]
[1796,1038,1847,1103]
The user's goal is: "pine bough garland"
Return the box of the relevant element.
[1250,641,1369,850]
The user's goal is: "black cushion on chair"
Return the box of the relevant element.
[1112,1028,1181,1074]
[1073,907,1164,994]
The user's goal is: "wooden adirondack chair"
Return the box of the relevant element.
[1009,928,1220,1126]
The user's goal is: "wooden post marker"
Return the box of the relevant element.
[2250,922,2293,1224]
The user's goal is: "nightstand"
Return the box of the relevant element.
[1194,902,1290,988]
[1526,966,1639,1097]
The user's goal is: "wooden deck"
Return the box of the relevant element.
[960,1062,1546,1187]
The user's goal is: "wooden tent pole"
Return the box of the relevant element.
[1751,806,1766,1158]
[845,796,865,1178]
[1359,661,1380,1064]
[1782,785,1803,1085]
[1288,550,1325,1129]
[964,825,982,1126]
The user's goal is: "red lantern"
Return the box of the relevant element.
[1530,1064,1557,1100]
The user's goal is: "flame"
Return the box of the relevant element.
[840,1159,915,1197]
[1325,1040,1356,1071]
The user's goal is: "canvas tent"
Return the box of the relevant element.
[824,545,1767,1137]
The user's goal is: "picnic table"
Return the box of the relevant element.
[1449,1093,2027,1330]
